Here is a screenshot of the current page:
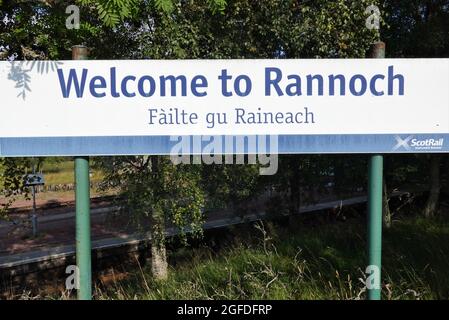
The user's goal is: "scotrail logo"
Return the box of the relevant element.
[393,135,444,151]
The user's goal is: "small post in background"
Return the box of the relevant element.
[31,162,37,237]
[24,159,44,237]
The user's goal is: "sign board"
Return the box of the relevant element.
[24,173,45,186]
[1,59,448,156]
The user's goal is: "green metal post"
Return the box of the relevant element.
[367,41,385,300]
[72,46,92,300]
[367,155,383,300]
[75,156,91,300]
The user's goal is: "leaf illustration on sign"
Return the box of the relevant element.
[7,60,64,100]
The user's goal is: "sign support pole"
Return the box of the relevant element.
[367,154,383,300]
[72,45,92,300]
[367,41,385,300]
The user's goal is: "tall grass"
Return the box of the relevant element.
[93,215,449,300]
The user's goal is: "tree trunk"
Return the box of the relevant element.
[151,243,168,280]
[423,155,441,218]
[151,206,168,280]
[382,177,392,228]
[150,156,168,280]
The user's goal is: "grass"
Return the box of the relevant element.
[0,160,110,208]
[92,213,449,300]
[41,160,104,185]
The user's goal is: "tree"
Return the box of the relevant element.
[95,156,205,279]
[76,0,227,27]
[0,158,30,218]
[382,0,449,58]
[383,0,449,218]
[423,155,442,217]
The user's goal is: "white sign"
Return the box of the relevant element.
[0,59,448,156]
[24,173,45,186]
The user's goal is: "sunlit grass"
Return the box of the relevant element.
[41,160,104,185]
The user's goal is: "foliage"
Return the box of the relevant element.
[382,0,449,57]
[285,0,382,58]
[95,156,205,245]
[94,215,449,300]
[77,0,227,27]
[200,161,263,212]
[0,158,30,218]
[133,0,381,59]
[78,0,140,27]
[1,0,92,60]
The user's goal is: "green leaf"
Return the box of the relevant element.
[154,0,174,13]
